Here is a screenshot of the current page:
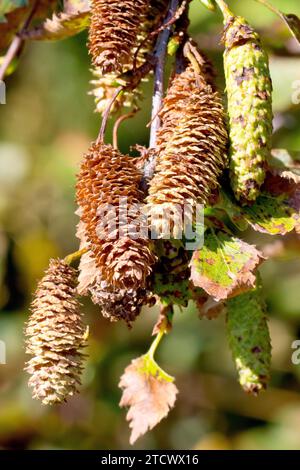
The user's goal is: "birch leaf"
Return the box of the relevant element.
[119,354,178,445]
[190,229,264,301]
[21,8,90,40]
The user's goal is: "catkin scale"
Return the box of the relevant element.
[76,142,156,290]
[223,16,273,203]
[25,259,86,405]
[147,52,228,235]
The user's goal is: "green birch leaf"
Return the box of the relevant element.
[242,181,300,236]
[226,283,271,395]
[190,229,264,301]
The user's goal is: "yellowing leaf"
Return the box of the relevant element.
[119,354,178,445]
[190,229,264,301]
[242,172,300,235]
[21,8,90,41]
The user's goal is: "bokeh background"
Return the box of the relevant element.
[0,0,300,450]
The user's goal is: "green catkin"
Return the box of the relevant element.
[223,16,273,204]
[226,283,271,395]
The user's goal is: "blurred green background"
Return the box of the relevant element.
[0,0,300,450]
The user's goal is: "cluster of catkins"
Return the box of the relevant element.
[25,1,273,408]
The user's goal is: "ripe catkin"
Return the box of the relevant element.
[25,259,86,405]
[76,142,156,290]
[88,0,150,74]
[76,226,155,326]
[147,50,228,235]
[89,0,169,115]
[223,16,273,203]
[226,283,271,395]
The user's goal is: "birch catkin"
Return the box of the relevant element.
[223,15,273,204]
[147,49,228,235]
[88,0,150,74]
[76,142,156,290]
[226,283,271,395]
[25,259,86,405]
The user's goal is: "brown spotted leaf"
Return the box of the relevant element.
[241,173,300,235]
[190,229,264,301]
[119,354,178,445]
[269,149,300,184]
[21,8,90,40]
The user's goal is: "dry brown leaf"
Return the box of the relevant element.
[119,354,178,444]
[21,8,90,40]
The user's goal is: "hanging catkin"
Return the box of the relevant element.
[147,46,228,235]
[226,282,271,395]
[223,15,273,203]
[76,223,155,326]
[89,0,169,115]
[25,259,86,405]
[88,0,150,74]
[76,142,156,290]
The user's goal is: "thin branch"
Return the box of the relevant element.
[214,0,233,20]
[149,0,180,149]
[96,86,123,144]
[133,0,188,72]
[64,248,87,266]
[0,0,40,81]
[112,109,137,149]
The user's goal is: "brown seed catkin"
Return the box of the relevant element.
[88,0,150,74]
[76,225,155,326]
[147,50,228,235]
[89,0,169,115]
[76,142,156,290]
[25,259,86,405]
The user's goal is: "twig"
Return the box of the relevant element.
[133,0,188,72]
[0,0,40,81]
[64,248,87,266]
[112,109,137,149]
[96,86,123,144]
[214,0,233,20]
[149,0,180,149]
